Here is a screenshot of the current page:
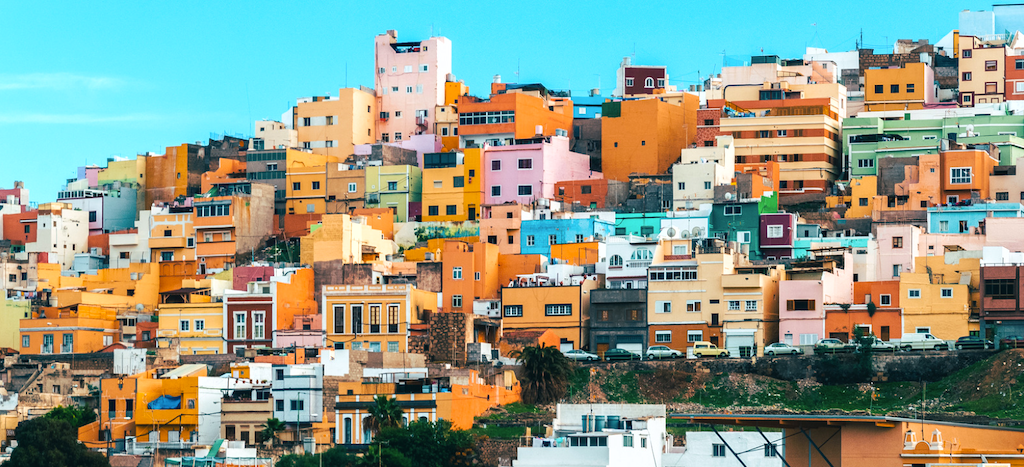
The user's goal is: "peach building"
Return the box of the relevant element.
[863,62,936,111]
[20,305,119,354]
[440,241,499,313]
[958,33,1015,106]
[193,185,275,273]
[293,88,376,157]
[457,83,574,148]
[601,97,698,181]
[374,30,452,143]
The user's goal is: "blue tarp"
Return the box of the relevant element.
[147,395,181,410]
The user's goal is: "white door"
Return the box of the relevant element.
[617,343,643,354]
[148,430,160,443]
[168,430,180,443]
[560,342,574,352]
[726,334,755,358]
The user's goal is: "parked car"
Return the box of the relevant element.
[692,341,730,358]
[645,345,684,359]
[563,349,599,361]
[814,338,856,354]
[858,337,897,352]
[899,332,949,351]
[955,336,994,350]
[603,348,642,361]
[1000,336,1024,349]
[764,342,803,356]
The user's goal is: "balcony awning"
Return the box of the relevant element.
[147,395,181,410]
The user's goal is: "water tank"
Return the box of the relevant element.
[581,414,592,433]
[594,415,606,432]
[607,415,621,430]
[302,437,315,455]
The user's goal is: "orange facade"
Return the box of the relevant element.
[275,268,317,330]
[496,254,545,287]
[20,305,120,355]
[458,91,573,140]
[2,210,36,245]
[480,203,529,255]
[554,179,611,209]
[602,97,698,181]
[351,208,395,239]
[939,147,998,202]
[441,241,499,312]
[549,242,600,266]
[145,144,192,207]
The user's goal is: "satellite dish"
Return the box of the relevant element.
[680,229,690,238]
[724,192,733,200]
[136,303,145,312]
[665,227,678,238]
[966,124,976,137]
[692,226,703,237]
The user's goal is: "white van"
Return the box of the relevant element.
[898,333,949,351]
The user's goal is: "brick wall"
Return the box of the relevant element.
[478,438,518,467]
[180,353,241,375]
[427,312,468,365]
[695,109,723,147]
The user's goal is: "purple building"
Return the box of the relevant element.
[759,213,797,260]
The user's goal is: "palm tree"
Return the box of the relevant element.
[259,417,286,446]
[364,395,404,436]
[510,344,574,405]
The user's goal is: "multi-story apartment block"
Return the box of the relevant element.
[293,88,376,157]
[374,30,452,143]
[250,120,296,150]
[149,203,195,263]
[157,300,226,355]
[672,135,735,211]
[601,97,698,182]
[441,241,499,314]
[601,235,656,290]
[899,253,979,339]
[421,149,483,222]
[520,217,614,258]
[589,288,648,356]
[501,277,599,351]
[285,150,340,219]
[271,363,324,442]
[483,136,597,206]
[778,249,854,346]
[246,148,288,224]
[980,246,1024,340]
[26,202,88,269]
[223,292,273,353]
[863,62,937,111]
[613,56,670,97]
[958,33,1014,106]
[325,163,365,215]
[323,283,434,352]
[458,81,573,149]
[193,185,274,273]
[480,202,532,255]
[20,305,119,355]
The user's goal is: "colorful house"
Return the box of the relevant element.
[421,149,484,222]
[322,284,435,352]
[194,185,275,273]
[483,136,598,206]
[440,241,499,313]
[898,253,980,340]
[458,82,573,148]
[480,202,532,255]
[364,165,421,222]
[824,281,903,342]
[601,97,698,182]
[500,277,599,351]
[157,299,226,355]
[293,87,376,157]
[863,62,936,111]
[374,30,452,143]
[778,249,854,346]
[20,305,119,354]
[519,217,614,258]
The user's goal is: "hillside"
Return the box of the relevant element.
[564,350,1024,423]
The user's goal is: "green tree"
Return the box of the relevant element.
[259,417,286,445]
[510,344,574,404]
[6,417,109,467]
[43,405,96,429]
[364,395,404,436]
[372,419,478,467]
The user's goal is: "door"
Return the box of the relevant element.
[596,343,610,356]
[560,341,574,352]
[726,334,755,358]
[617,342,642,356]
[880,326,890,341]
[468,206,476,221]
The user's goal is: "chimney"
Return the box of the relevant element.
[493,74,501,84]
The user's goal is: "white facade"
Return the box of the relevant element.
[251,120,297,150]
[602,236,656,289]
[26,203,88,270]
[673,136,735,211]
[271,363,324,425]
[664,431,783,467]
[109,210,153,269]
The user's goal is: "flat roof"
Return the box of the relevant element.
[671,413,1024,432]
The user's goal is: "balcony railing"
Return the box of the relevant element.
[625,260,652,269]
[40,345,53,354]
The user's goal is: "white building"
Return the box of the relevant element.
[251,120,297,150]
[109,210,154,269]
[664,431,783,467]
[514,404,670,467]
[26,202,88,270]
[602,235,656,289]
[271,363,324,428]
[673,136,735,211]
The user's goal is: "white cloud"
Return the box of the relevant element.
[0,113,161,124]
[0,73,127,91]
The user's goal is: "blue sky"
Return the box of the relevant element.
[0,0,989,201]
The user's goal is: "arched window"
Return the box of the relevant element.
[631,249,653,260]
[610,255,623,266]
[644,77,655,88]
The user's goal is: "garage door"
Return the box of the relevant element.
[560,342,574,352]
[726,334,755,358]
[617,343,643,354]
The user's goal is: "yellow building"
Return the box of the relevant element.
[0,297,30,350]
[299,214,395,265]
[646,240,784,356]
[899,253,980,339]
[958,34,1012,106]
[322,284,435,352]
[21,305,120,354]
[864,62,935,111]
[435,81,469,152]
[157,301,226,355]
[294,87,377,157]
[827,176,877,219]
[500,279,600,351]
[150,208,196,263]
[421,148,483,222]
[286,149,340,216]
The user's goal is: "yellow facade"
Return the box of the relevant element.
[299,214,395,265]
[958,35,1007,106]
[323,284,435,352]
[421,148,483,222]
[826,176,877,219]
[0,298,29,350]
[499,281,599,350]
[295,88,376,157]
[150,211,196,262]
[864,62,931,111]
[156,302,226,354]
[286,149,339,216]
[898,255,980,339]
[21,305,120,354]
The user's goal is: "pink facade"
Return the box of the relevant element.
[918,217,1024,257]
[77,166,101,188]
[483,136,601,205]
[778,254,854,345]
[876,224,921,279]
[275,314,324,348]
[374,30,451,143]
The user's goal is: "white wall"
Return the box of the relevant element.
[665,431,783,467]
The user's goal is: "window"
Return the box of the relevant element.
[776,129,787,137]
[526,235,535,246]
[419,64,428,72]
[713,444,726,457]
[687,331,703,342]
[678,182,685,190]
[649,266,697,281]
[518,159,533,169]
[428,206,439,216]
[233,312,245,339]
[986,60,998,71]
[460,110,515,126]
[963,72,972,81]
[452,267,463,279]
[196,203,230,217]
[892,236,903,248]
[545,304,572,316]
[253,312,265,339]
[939,220,949,232]
[387,181,398,191]
[518,185,533,196]
[490,186,501,197]
[759,130,771,138]
[161,251,174,262]
[475,271,481,281]
[728,300,741,311]
[610,255,623,266]
[491,160,501,171]
[655,301,671,313]
[346,182,357,193]
[908,289,921,298]
[765,444,778,457]
[704,181,712,190]
[179,320,190,332]
[21,335,28,348]
[738,231,751,243]
[193,319,205,332]
[857,158,874,168]
[452,176,464,188]
[575,234,584,243]
[859,198,869,206]
[581,185,592,194]
[997,192,1009,201]
[724,205,742,215]
[786,300,815,311]
[906,83,915,93]
[416,84,423,93]
[623,435,634,447]
[626,77,634,87]
[441,127,449,136]
[686,300,701,312]
[745,300,758,311]
[767,224,783,238]
[311,181,320,190]
[950,167,972,184]
[655,331,671,343]
[984,279,1016,299]
[940,288,953,298]
[446,205,456,215]
[893,264,901,277]
[452,295,462,308]
[890,84,900,93]
[548,234,557,245]
[874,84,884,94]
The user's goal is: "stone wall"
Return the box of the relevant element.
[478,438,518,467]
[428,312,469,365]
[408,334,429,355]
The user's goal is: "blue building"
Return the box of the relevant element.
[572,92,605,119]
[520,218,614,257]
[613,212,667,238]
[926,202,1024,234]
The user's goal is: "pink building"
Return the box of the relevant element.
[483,136,600,206]
[918,217,1024,257]
[778,250,854,346]
[374,30,452,143]
[876,224,922,279]
[276,314,324,348]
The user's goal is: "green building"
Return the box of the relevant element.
[611,212,667,237]
[709,193,777,260]
[365,165,422,222]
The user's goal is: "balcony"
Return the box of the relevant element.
[109,233,139,246]
[149,237,187,249]
[625,260,652,269]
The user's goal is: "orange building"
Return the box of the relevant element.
[550,242,601,266]
[863,62,936,111]
[457,84,573,147]
[825,281,903,342]
[441,241,499,313]
[150,206,196,263]
[193,185,275,272]
[480,203,531,255]
[435,80,469,152]
[601,96,699,181]
[20,305,120,354]
[553,179,626,209]
[496,253,545,287]
[351,208,394,240]
[200,159,247,193]
[939,146,999,204]
[500,279,599,351]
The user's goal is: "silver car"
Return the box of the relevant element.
[645,345,684,359]
[764,342,803,356]
[563,349,599,361]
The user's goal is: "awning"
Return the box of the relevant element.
[147,395,181,410]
